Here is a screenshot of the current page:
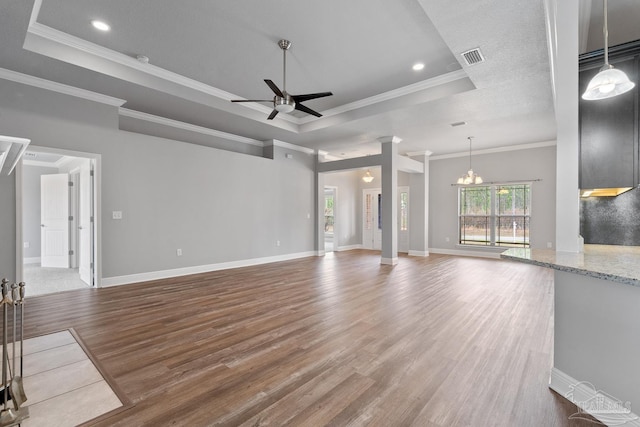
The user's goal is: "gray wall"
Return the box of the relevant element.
[429,145,557,252]
[22,165,59,260]
[580,187,640,246]
[0,80,315,281]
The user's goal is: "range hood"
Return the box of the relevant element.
[580,187,633,198]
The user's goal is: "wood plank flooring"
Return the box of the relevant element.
[24,251,596,426]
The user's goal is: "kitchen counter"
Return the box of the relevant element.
[501,243,640,423]
[501,244,640,287]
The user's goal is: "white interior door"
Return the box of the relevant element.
[41,173,69,268]
[78,162,92,285]
[363,189,382,250]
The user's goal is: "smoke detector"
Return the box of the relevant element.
[461,48,485,66]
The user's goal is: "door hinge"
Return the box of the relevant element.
[68,250,74,255]
[90,216,94,222]
[90,262,94,269]
[68,181,74,187]
[68,215,74,221]
[90,170,94,177]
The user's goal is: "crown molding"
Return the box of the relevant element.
[119,108,264,147]
[429,140,557,160]
[298,70,468,124]
[0,68,126,107]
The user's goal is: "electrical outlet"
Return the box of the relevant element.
[23,242,29,249]
[445,237,450,242]
[176,248,182,256]
[276,240,281,247]
[547,242,553,248]
[112,211,123,220]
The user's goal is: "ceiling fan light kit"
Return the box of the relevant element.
[231,39,333,120]
[582,0,635,100]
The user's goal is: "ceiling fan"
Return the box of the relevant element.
[231,39,333,120]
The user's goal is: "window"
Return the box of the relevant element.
[458,183,531,247]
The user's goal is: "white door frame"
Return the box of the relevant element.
[16,146,102,287]
[324,186,338,252]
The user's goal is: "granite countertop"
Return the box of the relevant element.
[501,244,640,287]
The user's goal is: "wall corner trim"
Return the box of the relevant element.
[101,251,317,287]
[549,367,640,426]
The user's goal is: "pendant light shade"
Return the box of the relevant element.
[582,0,635,101]
[456,137,483,185]
[582,66,635,100]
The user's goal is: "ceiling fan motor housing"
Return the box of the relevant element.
[274,94,295,112]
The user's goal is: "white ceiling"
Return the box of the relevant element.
[0,0,638,158]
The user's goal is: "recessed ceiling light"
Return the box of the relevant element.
[91,20,110,31]
[412,63,425,71]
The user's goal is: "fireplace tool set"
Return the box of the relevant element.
[0,279,28,426]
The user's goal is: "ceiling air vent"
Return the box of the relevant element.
[24,152,37,159]
[461,48,485,66]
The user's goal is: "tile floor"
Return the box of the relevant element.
[2,330,122,426]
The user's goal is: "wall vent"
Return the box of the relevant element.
[461,48,485,66]
[24,152,37,159]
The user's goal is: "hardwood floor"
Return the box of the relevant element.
[24,251,597,426]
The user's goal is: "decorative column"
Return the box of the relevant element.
[408,151,432,257]
[379,136,401,265]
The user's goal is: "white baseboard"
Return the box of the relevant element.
[23,257,41,265]
[101,251,317,287]
[428,247,502,259]
[549,367,640,426]
[408,250,429,257]
[337,244,363,251]
[380,257,398,265]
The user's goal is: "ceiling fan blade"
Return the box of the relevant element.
[295,103,322,118]
[231,99,273,103]
[291,92,333,103]
[264,80,284,97]
[267,109,279,120]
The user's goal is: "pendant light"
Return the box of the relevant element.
[582,0,635,100]
[456,137,483,185]
[362,169,374,183]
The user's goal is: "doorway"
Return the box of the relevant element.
[17,147,100,296]
[362,187,410,252]
[324,187,337,252]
